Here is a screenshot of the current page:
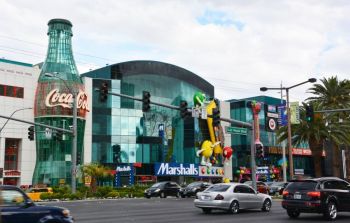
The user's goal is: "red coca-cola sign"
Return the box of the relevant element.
[34,82,89,118]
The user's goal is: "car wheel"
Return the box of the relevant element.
[324,201,337,221]
[228,201,239,214]
[262,199,272,212]
[287,209,300,218]
[202,208,211,214]
[160,192,166,198]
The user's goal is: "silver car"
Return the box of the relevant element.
[194,183,272,214]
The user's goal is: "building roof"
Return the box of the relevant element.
[81,60,214,96]
[0,58,33,67]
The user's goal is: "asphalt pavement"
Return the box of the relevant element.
[43,198,350,223]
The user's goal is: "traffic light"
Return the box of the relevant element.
[255,143,264,158]
[77,152,82,165]
[142,91,151,112]
[99,81,108,102]
[56,131,63,141]
[305,104,314,123]
[212,107,221,127]
[28,126,34,141]
[179,100,191,119]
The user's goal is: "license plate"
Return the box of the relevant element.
[201,195,210,200]
[294,194,301,199]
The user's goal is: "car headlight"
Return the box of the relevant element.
[155,188,160,192]
[62,209,70,217]
[191,188,197,192]
[144,189,148,193]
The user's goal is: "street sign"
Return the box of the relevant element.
[192,107,200,118]
[201,107,207,119]
[45,127,52,139]
[225,126,247,135]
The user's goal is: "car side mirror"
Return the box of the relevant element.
[24,199,34,207]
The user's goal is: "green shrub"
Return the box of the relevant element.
[40,192,52,200]
[106,191,119,198]
[95,186,114,198]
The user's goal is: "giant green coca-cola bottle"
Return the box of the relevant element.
[33,19,89,186]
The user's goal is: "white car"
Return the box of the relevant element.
[194,183,272,214]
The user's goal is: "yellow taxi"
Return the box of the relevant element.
[26,187,53,201]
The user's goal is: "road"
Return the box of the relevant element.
[44,198,350,223]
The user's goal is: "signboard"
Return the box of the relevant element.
[225,126,247,135]
[155,163,199,176]
[45,127,52,139]
[192,107,200,118]
[267,112,279,118]
[256,166,269,175]
[295,169,304,175]
[198,166,224,177]
[267,105,277,113]
[116,166,132,172]
[267,118,277,131]
[290,102,300,124]
[4,170,21,177]
[84,176,91,186]
[278,105,288,126]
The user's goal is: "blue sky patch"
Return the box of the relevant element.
[197,9,245,31]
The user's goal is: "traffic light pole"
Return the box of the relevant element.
[250,120,257,191]
[0,114,73,134]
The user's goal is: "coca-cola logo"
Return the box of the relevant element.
[45,89,90,111]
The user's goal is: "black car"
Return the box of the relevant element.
[144,181,181,198]
[268,182,289,195]
[179,181,212,198]
[282,177,350,220]
[0,185,74,223]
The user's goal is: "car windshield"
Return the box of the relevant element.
[151,183,164,188]
[188,182,202,187]
[286,181,318,191]
[206,184,230,192]
[271,182,285,187]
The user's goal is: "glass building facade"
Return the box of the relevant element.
[82,61,214,177]
[229,96,314,179]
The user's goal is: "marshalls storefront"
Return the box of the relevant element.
[82,61,228,186]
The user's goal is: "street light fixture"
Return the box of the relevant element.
[260,78,317,180]
[44,72,78,194]
[0,107,33,134]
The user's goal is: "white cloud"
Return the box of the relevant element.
[1,0,350,102]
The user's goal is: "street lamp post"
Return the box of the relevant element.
[0,107,33,173]
[45,73,78,194]
[0,107,33,134]
[260,78,316,180]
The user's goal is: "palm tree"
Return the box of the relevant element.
[307,76,350,177]
[81,163,113,193]
[277,102,328,177]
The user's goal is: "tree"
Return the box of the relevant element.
[307,76,350,177]
[81,163,113,193]
[277,102,328,177]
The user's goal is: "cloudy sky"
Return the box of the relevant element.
[1,0,350,102]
